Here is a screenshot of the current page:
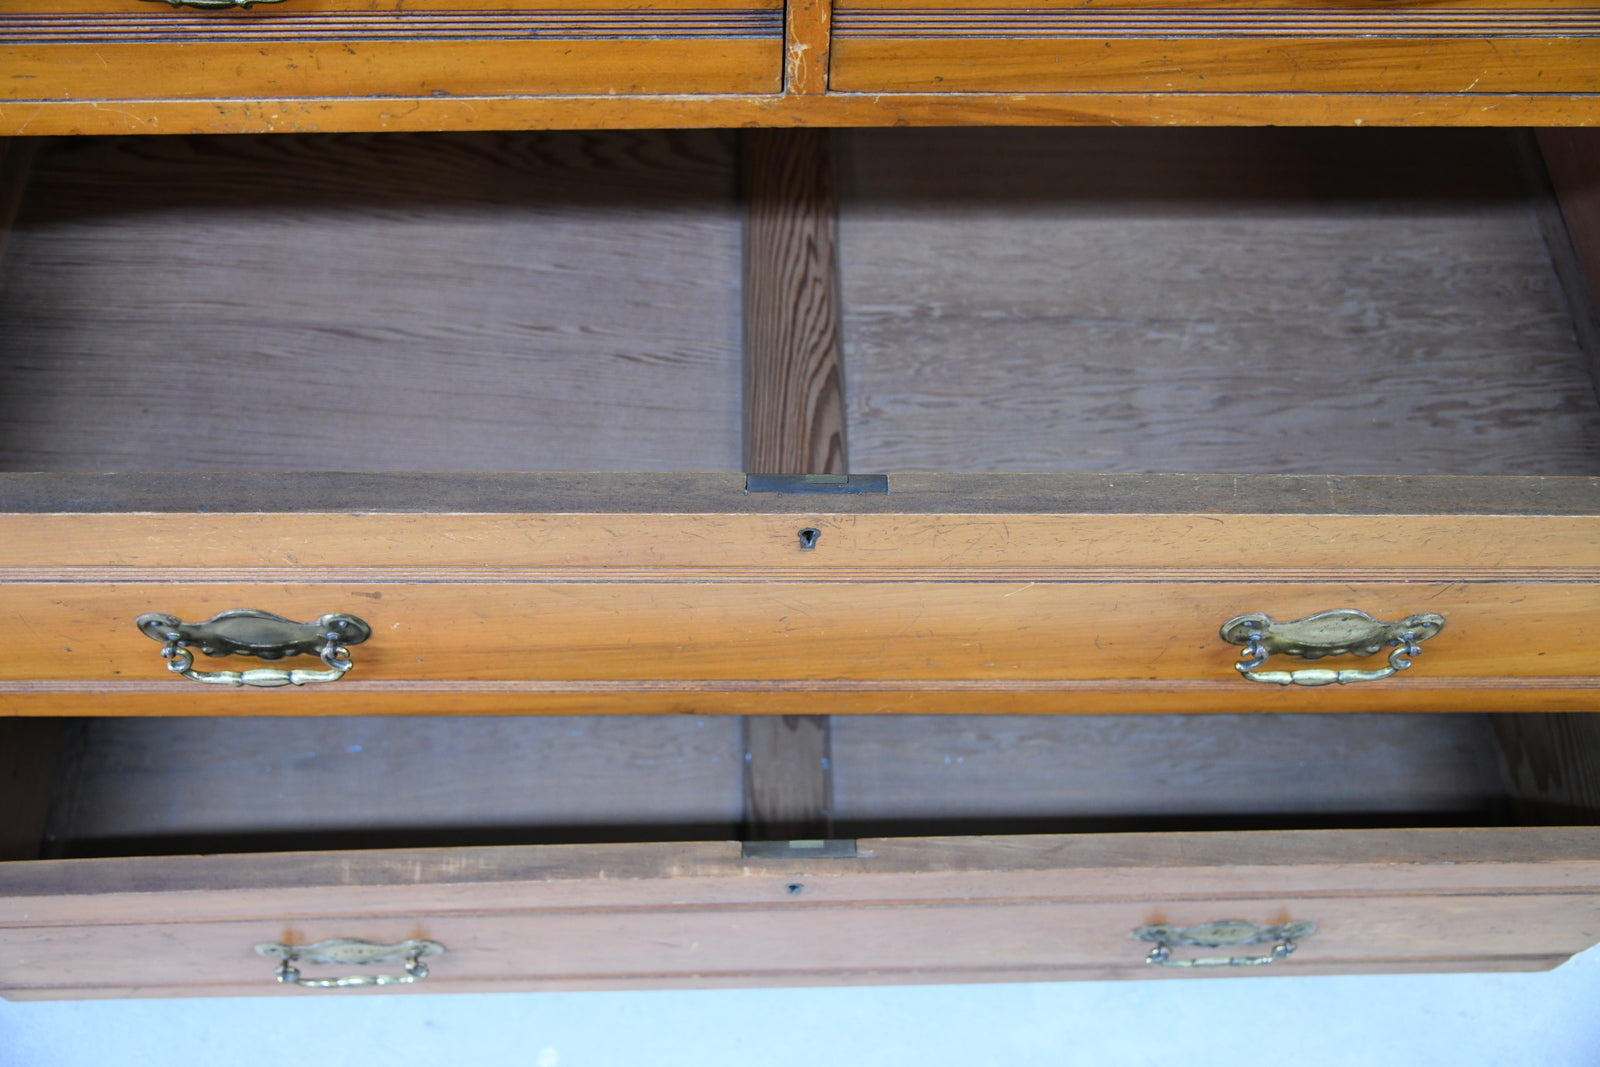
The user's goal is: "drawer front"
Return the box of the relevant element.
[0,0,782,101]
[831,0,1600,94]
[3,830,1599,998]
[3,473,1598,716]
[2,579,1598,715]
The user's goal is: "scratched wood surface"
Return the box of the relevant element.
[828,0,1600,94]
[0,131,745,472]
[6,93,1600,139]
[837,127,1600,475]
[0,0,782,101]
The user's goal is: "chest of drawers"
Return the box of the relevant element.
[1,6,1599,999]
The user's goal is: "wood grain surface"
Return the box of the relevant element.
[4,93,1598,138]
[743,129,846,476]
[24,712,1509,851]
[0,719,65,861]
[4,828,1599,997]
[3,39,780,102]
[741,129,845,838]
[784,0,831,94]
[830,713,1504,834]
[9,471,1600,518]
[0,0,783,11]
[837,0,1600,10]
[830,37,1599,95]
[1538,128,1600,400]
[43,716,743,856]
[0,132,745,472]
[837,127,1600,475]
[9,579,1598,681]
[0,137,35,269]
[1494,712,1600,825]
[742,714,833,839]
[2,473,1596,714]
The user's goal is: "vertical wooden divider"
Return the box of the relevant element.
[784,0,833,96]
[0,138,38,269]
[1536,129,1600,401]
[0,720,68,861]
[741,127,845,840]
[743,128,846,475]
[0,140,55,860]
[1492,714,1600,825]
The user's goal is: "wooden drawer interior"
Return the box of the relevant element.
[835,126,1600,476]
[2,712,1599,997]
[2,126,1597,478]
[0,130,747,473]
[0,712,1550,857]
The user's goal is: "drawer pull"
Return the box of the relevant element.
[1133,920,1315,969]
[255,939,444,989]
[136,609,371,688]
[1220,609,1444,687]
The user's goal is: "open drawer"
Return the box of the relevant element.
[1,127,1598,715]
[2,711,1599,997]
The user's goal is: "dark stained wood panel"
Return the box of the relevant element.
[831,713,1506,835]
[838,127,1600,476]
[0,719,66,861]
[1537,128,1600,402]
[1493,713,1600,825]
[0,131,744,473]
[743,129,846,476]
[45,716,743,856]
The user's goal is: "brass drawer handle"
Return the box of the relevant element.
[1220,609,1444,687]
[136,609,371,688]
[1133,920,1315,969]
[255,939,445,989]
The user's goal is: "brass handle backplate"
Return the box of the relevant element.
[1133,920,1315,969]
[136,609,371,687]
[1220,609,1444,687]
[255,939,444,989]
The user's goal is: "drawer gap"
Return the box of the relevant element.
[5,711,1586,862]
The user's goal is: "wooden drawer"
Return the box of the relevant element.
[0,0,782,103]
[830,0,1600,95]
[3,711,1600,997]
[2,472,1599,716]
[1,127,1598,716]
[2,123,1599,998]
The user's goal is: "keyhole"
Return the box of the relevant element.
[798,528,820,550]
